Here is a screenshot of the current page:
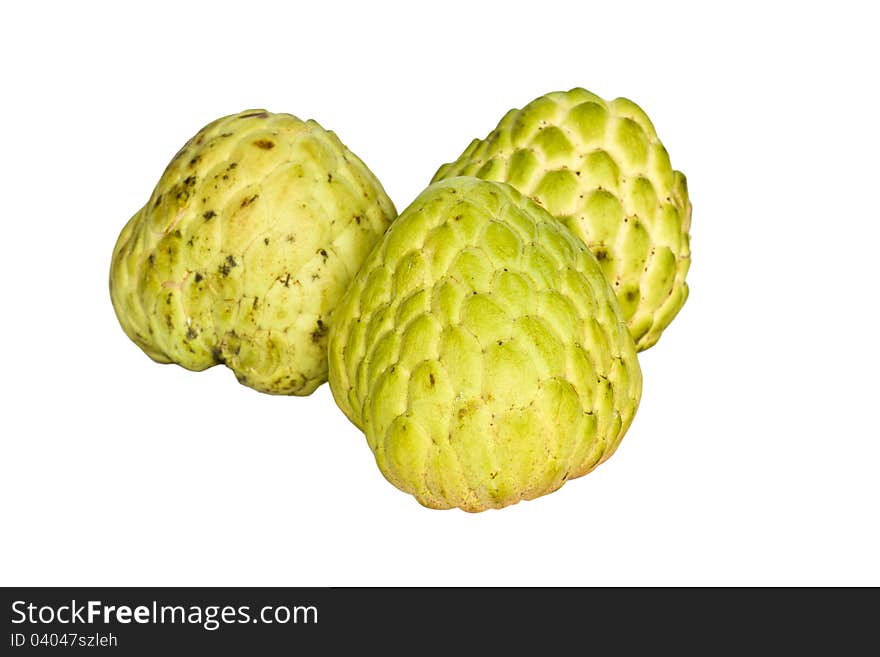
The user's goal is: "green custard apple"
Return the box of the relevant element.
[433,88,691,350]
[328,177,642,512]
[110,109,395,395]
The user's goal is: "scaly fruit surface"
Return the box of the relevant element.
[110,109,395,394]
[328,177,641,511]
[433,88,691,350]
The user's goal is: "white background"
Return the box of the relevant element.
[1,0,878,586]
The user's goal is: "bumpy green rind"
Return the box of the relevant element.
[328,177,642,512]
[433,88,691,351]
[110,109,395,395]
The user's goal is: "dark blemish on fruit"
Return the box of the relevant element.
[239,111,269,119]
[183,175,196,187]
[429,373,435,386]
[187,237,194,247]
[264,237,270,245]
[240,194,259,208]
[286,234,295,242]
[194,272,203,283]
[173,229,182,238]
[154,194,162,208]
[165,314,173,329]
[148,254,155,265]
[625,290,638,302]
[311,273,320,281]
[327,173,333,183]
[319,248,328,259]
[229,162,238,169]
[166,293,172,305]
[253,139,275,149]
[489,471,498,480]
[454,215,462,221]
[189,155,201,167]
[212,347,225,364]
[280,273,291,287]
[354,215,362,224]
[203,210,216,220]
[185,327,197,340]
[594,248,607,261]
[219,255,237,276]
[220,132,233,138]
[253,297,259,309]
[497,340,503,346]
[222,174,229,180]
[311,319,328,343]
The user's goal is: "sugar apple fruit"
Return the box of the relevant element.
[433,88,691,351]
[110,109,395,395]
[328,177,642,511]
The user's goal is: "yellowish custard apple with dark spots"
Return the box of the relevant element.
[433,88,691,351]
[328,177,641,511]
[110,109,395,394]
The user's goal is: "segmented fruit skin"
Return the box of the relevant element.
[110,109,395,395]
[433,88,691,351]
[328,177,641,511]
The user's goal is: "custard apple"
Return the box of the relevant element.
[328,177,642,511]
[433,88,691,351]
[110,109,395,395]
